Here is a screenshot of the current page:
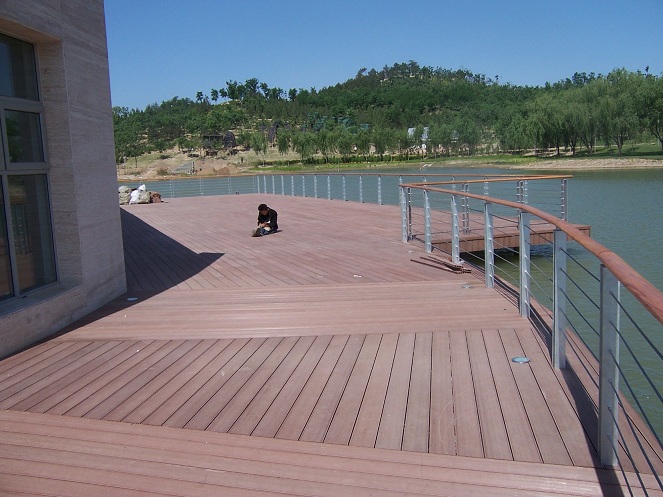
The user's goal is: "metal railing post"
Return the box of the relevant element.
[561,178,568,221]
[598,265,620,466]
[228,176,232,195]
[424,190,432,253]
[263,175,267,193]
[451,194,460,264]
[271,175,275,194]
[327,175,331,200]
[553,229,567,369]
[359,175,364,203]
[290,175,295,196]
[484,202,494,288]
[400,186,408,242]
[462,183,470,234]
[519,211,531,318]
[342,175,347,201]
[255,175,260,194]
[301,174,306,197]
[378,175,383,205]
[281,175,285,195]
[314,174,318,198]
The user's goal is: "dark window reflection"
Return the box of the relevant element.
[0,33,39,100]
[0,185,12,300]
[5,110,44,163]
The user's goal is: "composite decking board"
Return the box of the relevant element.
[208,336,302,434]
[0,341,99,406]
[300,334,366,443]
[83,340,199,421]
[8,340,128,412]
[1,412,655,497]
[467,330,513,461]
[499,328,574,466]
[483,330,543,463]
[324,333,382,445]
[119,339,232,424]
[252,334,334,438]
[142,338,252,426]
[45,340,163,416]
[201,337,298,433]
[350,333,399,448]
[28,341,153,415]
[275,334,350,441]
[166,337,270,429]
[230,335,317,435]
[517,323,601,468]
[429,331,456,455]
[403,332,433,453]
[65,340,182,418]
[103,339,214,422]
[450,330,484,458]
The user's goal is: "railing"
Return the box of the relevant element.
[400,180,663,494]
[129,173,571,220]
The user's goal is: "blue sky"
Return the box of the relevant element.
[105,0,663,110]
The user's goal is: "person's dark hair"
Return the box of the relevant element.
[258,204,268,211]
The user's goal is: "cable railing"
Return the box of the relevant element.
[127,173,572,220]
[400,180,663,494]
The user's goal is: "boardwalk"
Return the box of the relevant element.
[0,194,660,496]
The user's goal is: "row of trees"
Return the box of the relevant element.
[113,62,663,165]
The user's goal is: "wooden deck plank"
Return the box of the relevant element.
[466,330,513,460]
[252,334,334,438]
[325,333,382,445]
[450,330,483,458]
[300,334,365,443]
[1,411,657,497]
[228,336,316,435]
[165,338,268,429]
[429,331,456,455]
[142,338,251,426]
[350,333,399,448]
[275,334,349,440]
[499,328,573,465]
[483,329,542,463]
[402,332,433,452]
[376,332,415,450]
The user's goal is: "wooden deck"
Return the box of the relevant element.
[0,194,660,496]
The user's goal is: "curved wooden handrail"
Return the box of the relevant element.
[402,183,663,326]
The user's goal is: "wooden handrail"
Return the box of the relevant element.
[402,183,663,326]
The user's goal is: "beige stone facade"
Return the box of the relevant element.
[0,2,126,357]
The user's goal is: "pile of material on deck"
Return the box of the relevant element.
[411,254,472,273]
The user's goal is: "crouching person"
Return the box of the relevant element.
[252,203,278,237]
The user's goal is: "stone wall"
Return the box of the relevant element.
[0,1,126,357]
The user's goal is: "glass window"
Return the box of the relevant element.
[0,33,39,100]
[5,110,44,163]
[8,175,56,292]
[0,185,12,300]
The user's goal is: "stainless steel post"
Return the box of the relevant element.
[553,229,567,369]
[484,202,494,288]
[519,211,531,318]
[451,195,460,264]
[400,186,408,243]
[424,190,432,253]
[598,265,620,466]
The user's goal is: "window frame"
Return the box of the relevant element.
[0,32,57,301]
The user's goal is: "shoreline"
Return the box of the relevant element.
[117,156,663,181]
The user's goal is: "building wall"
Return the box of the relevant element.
[0,1,126,357]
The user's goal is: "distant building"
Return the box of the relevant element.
[0,2,126,357]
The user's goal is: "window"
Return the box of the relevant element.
[0,33,56,301]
